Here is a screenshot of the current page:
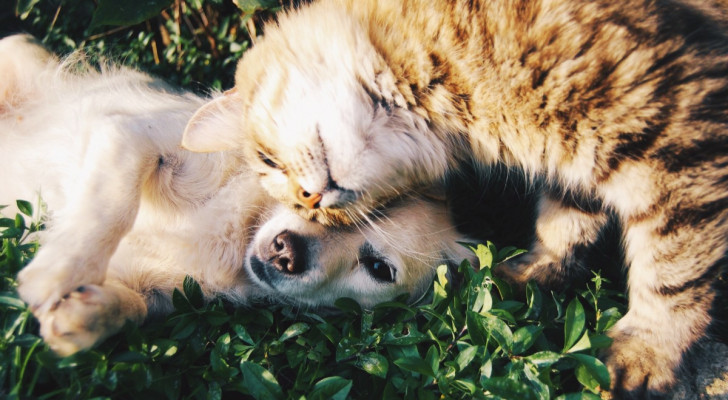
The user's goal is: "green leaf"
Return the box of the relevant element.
[563,298,585,352]
[454,345,478,372]
[16,200,33,217]
[381,323,428,345]
[425,345,439,377]
[394,357,436,378]
[555,392,603,400]
[233,324,255,346]
[169,314,197,340]
[182,276,204,308]
[433,264,449,306]
[234,0,279,14]
[15,0,40,19]
[466,311,489,346]
[171,288,192,311]
[512,325,543,355]
[111,351,149,363]
[566,332,592,353]
[308,376,352,400]
[496,246,528,263]
[569,353,610,391]
[205,310,230,326]
[469,242,495,269]
[0,295,26,309]
[596,307,622,333]
[526,351,563,368]
[334,297,362,314]
[467,312,513,352]
[0,217,15,228]
[566,333,612,354]
[522,281,543,319]
[279,322,310,342]
[240,361,284,400]
[356,352,388,378]
[481,377,539,400]
[90,0,173,29]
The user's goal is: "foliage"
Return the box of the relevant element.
[0,202,626,399]
[5,0,287,91]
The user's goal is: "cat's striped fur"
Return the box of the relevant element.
[182,0,728,397]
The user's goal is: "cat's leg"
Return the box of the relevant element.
[17,119,161,314]
[497,190,608,289]
[604,207,723,397]
[36,280,147,356]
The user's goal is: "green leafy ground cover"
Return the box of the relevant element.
[1,201,625,399]
[2,1,627,398]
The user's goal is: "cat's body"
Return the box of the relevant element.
[183,0,728,396]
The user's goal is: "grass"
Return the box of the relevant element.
[1,201,627,399]
[2,1,628,398]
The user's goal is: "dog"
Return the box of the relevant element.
[0,34,474,355]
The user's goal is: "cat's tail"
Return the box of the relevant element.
[0,34,58,112]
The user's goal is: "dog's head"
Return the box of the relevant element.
[244,197,476,309]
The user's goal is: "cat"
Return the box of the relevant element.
[181,0,728,397]
[0,34,474,355]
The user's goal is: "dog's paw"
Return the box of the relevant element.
[603,328,678,399]
[16,249,106,314]
[36,284,138,356]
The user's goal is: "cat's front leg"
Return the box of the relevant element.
[17,120,158,314]
[497,191,608,289]
[36,281,147,356]
[604,212,720,398]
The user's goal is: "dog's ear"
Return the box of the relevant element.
[182,89,242,152]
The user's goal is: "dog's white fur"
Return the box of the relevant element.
[0,35,474,355]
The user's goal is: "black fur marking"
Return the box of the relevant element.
[657,259,724,297]
[691,85,728,122]
[660,197,728,236]
[606,121,666,170]
[653,137,728,173]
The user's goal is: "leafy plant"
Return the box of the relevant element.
[0,200,626,399]
[6,0,286,91]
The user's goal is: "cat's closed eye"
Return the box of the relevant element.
[257,150,283,170]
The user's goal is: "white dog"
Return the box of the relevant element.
[0,35,474,355]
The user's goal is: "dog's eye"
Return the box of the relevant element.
[257,151,282,169]
[361,257,395,283]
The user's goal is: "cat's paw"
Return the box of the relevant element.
[603,329,678,399]
[36,284,134,356]
[495,252,571,292]
[16,249,106,314]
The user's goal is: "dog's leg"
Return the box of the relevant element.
[36,280,147,356]
[17,119,160,313]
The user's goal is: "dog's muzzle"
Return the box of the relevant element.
[249,230,310,288]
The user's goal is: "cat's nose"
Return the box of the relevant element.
[296,187,322,209]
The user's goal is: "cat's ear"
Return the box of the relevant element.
[182,89,243,152]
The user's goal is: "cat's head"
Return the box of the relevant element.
[182,4,451,225]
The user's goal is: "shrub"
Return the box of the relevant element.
[0,203,625,399]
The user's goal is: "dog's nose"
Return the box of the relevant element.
[269,231,306,274]
[296,187,322,209]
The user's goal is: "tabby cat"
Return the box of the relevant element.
[182,0,728,397]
